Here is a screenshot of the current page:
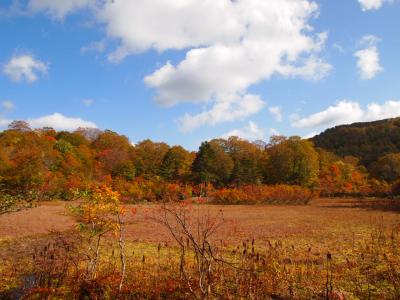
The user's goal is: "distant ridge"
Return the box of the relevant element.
[312,117,400,166]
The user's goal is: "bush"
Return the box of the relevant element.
[391,179,400,196]
[0,193,36,215]
[111,177,193,203]
[210,185,314,205]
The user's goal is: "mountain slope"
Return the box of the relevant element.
[312,117,400,166]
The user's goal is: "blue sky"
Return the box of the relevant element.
[0,0,399,150]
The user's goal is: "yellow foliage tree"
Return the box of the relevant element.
[76,185,127,290]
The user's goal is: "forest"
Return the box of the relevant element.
[313,117,400,166]
[1,118,399,212]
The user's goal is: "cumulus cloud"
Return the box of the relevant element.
[98,0,330,130]
[269,106,283,122]
[179,94,265,132]
[141,2,330,104]
[292,101,363,129]
[28,113,97,130]
[3,54,48,83]
[222,121,264,141]
[99,0,246,57]
[22,0,331,131]
[292,100,400,130]
[28,0,94,20]
[354,35,383,80]
[358,0,393,11]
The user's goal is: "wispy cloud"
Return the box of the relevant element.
[82,99,94,106]
[1,100,15,111]
[81,40,106,54]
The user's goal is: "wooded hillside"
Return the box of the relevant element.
[312,117,400,166]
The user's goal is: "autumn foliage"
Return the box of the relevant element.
[0,121,397,206]
[211,185,314,205]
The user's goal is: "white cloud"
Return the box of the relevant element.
[0,101,14,128]
[333,42,344,53]
[222,121,264,141]
[293,101,363,129]
[179,94,265,132]
[28,0,94,20]
[28,113,97,130]
[354,35,383,80]
[21,0,331,131]
[303,131,318,139]
[0,118,11,127]
[269,128,280,136]
[269,106,283,122]
[0,118,10,125]
[364,101,400,120]
[3,54,48,83]
[358,0,393,11]
[82,99,94,106]
[99,0,245,57]
[142,8,330,104]
[97,0,330,130]
[293,100,400,130]
[359,0,384,10]
[1,100,15,111]
[81,40,106,54]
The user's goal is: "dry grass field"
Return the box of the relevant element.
[1,198,400,299]
[1,198,399,245]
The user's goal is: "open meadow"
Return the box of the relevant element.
[1,198,399,299]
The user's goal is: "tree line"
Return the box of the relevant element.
[0,120,398,202]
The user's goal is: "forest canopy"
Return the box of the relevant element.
[0,119,398,202]
[312,117,400,166]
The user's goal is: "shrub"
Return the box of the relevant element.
[210,185,314,205]
[391,179,400,196]
[0,193,36,215]
[112,177,197,203]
